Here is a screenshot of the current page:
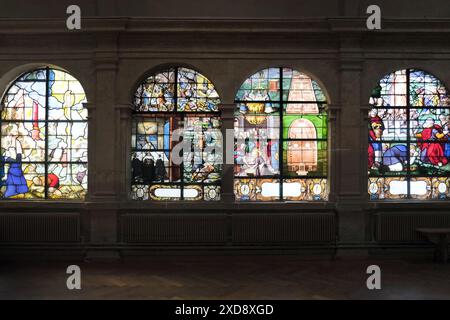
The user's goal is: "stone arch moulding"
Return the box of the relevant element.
[363,63,450,107]
[0,63,93,105]
[233,63,335,106]
[124,62,226,106]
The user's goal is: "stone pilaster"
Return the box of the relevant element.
[219,103,235,203]
[86,32,120,260]
[116,103,134,201]
[335,35,368,256]
[328,104,341,203]
[360,104,371,206]
[83,102,96,202]
[90,32,119,200]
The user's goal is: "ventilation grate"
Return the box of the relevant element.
[121,214,227,244]
[0,212,80,242]
[232,213,336,243]
[375,212,450,242]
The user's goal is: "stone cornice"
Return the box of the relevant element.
[0,18,128,34]
[1,17,450,35]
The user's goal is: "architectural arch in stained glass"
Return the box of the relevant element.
[234,67,329,201]
[131,66,222,201]
[368,69,450,200]
[0,67,88,200]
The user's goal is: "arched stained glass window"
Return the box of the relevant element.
[0,67,88,200]
[131,67,222,201]
[234,67,329,201]
[368,69,450,200]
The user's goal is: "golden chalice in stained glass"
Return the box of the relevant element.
[245,102,266,125]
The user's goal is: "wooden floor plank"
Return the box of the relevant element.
[0,256,449,300]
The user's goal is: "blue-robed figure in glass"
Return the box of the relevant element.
[0,155,5,187]
[1,140,28,198]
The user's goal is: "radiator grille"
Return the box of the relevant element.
[232,213,336,243]
[0,213,80,242]
[121,214,227,243]
[375,212,450,242]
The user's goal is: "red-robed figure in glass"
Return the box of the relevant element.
[415,117,448,166]
[368,110,384,169]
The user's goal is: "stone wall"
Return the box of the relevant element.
[0,0,449,259]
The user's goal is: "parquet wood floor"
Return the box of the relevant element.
[0,256,449,299]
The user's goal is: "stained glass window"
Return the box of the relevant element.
[234,67,328,201]
[368,69,450,200]
[0,67,88,200]
[131,67,222,201]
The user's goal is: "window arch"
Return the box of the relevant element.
[234,67,329,201]
[0,67,88,200]
[368,69,450,200]
[131,66,222,201]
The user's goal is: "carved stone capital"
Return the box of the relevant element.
[328,104,341,121]
[218,103,235,120]
[116,103,134,120]
[361,104,372,121]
